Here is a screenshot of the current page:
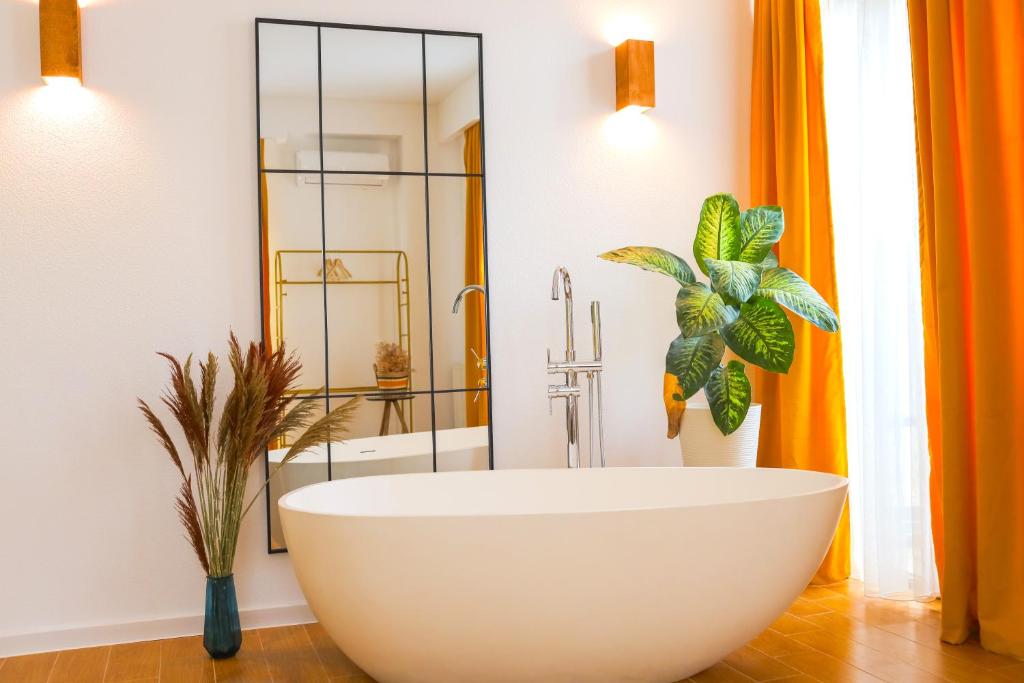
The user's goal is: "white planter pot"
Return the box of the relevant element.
[678,403,761,467]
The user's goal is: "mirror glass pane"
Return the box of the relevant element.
[435,390,490,471]
[425,35,480,174]
[428,175,488,393]
[267,396,328,550]
[332,393,435,478]
[262,171,326,392]
[258,22,491,552]
[258,23,320,171]
[320,28,425,173]
[323,175,428,393]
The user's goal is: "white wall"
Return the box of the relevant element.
[0,0,751,653]
[437,75,479,141]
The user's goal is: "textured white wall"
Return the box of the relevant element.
[0,0,751,648]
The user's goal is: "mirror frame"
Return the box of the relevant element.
[254,18,494,554]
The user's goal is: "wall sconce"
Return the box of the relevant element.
[615,39,654,113]
[39,0,82,86]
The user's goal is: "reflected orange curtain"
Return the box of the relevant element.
[260,139,285,450]
[907,0,1024,656]
[751,0,849,583]
[260,139,272,351]
[463,123,488,427]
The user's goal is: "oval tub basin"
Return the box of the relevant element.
[280,466,847,683]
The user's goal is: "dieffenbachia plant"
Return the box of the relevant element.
[599,193,839,437]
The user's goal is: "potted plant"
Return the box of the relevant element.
[374,342,411,392]
[600,193,839,466]
[138,334,361,659]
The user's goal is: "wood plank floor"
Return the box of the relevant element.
[2,580,1021,682]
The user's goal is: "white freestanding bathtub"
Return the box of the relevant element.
[280,467,847,683]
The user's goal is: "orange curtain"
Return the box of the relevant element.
[260,139,272,352]
[463,123,488,427]
[751,0,849,583]
[907,0,1024,656]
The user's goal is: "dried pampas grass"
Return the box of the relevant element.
[139,333,360,577]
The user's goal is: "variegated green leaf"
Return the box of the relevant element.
[675,283,739,337]
[737,206,784,264]
[704,258,763,303]
[721,297,795,373]
[705,360,752,435]
[693,194,741,275]
[665,333,725,398]
[598,246,696,285]
[762,250,779,269]
[756,267,839,332]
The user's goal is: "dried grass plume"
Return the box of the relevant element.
[139,333,360,576]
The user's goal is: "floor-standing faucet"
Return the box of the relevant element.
[452,284,488,402]
[547,267,606,468]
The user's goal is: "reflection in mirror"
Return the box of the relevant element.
[267,393,434,551]
[340,392,434,460]
[321,28,425,173]
[323,176,428,393]
[428,175,488,405]
[258,23,320,170]
[425,34,481,174]
[267,396,328,549]
[434,390,490,472]
[262,172,326,393]
[257,21,491,551]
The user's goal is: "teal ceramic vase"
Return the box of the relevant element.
[204,575,241,659]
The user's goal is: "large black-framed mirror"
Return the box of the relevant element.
[255,18,493,552]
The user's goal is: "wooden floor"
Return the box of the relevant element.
[1,580,1021,682]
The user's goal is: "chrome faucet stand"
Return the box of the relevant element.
[547,267,606,468]
[452,284,488,403]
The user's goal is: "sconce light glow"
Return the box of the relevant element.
[603,16,654,47]
[40,0,83,86]
[42,76,82,88]
[603,107,657,150]
[29,76,97,123]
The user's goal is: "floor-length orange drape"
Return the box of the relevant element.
[260,139,272,351]
[751,0,849,584]
[463,123,488,427]
[907,0,1024,657]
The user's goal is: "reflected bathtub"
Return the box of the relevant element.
[280,467,847,683]
[267,426,488,547]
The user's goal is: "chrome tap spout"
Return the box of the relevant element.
[452,284,486,313]
[551,267,575,362]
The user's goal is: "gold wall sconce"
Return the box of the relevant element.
[615,39,654,112]
[40,0,82,85]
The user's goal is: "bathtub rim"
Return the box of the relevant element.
[278,466,848,521]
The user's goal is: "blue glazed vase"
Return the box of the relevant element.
[204,575,241,659]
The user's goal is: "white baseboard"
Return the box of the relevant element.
[0,602,315,658]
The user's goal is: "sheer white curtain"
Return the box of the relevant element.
[821,0,939,600]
